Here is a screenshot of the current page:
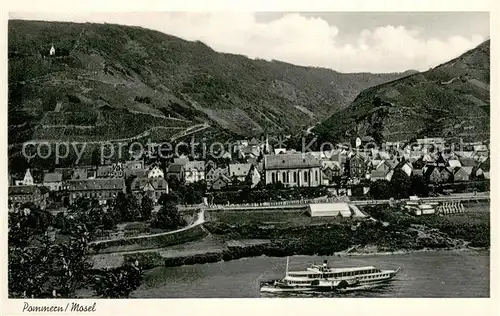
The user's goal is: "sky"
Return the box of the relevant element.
[9,11,490,73]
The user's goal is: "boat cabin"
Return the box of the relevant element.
[286,265,382,279]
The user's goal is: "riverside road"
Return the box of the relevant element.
[178,192,489,212]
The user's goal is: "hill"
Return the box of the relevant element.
[8,20,411,145]
[313,40,490,144]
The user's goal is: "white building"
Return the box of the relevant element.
[308,203,352,217]
[148,165,164,178]
[15,169,34,186]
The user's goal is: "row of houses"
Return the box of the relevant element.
[9,162,170,207]
[9,136,490,207]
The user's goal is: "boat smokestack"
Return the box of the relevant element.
[323,260,327,267]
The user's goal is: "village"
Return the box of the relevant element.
[5,13,492,303]
[8,135,490,214]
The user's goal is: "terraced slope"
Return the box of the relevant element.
[8,19,411,145]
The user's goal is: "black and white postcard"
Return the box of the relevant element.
[2,2,497,316]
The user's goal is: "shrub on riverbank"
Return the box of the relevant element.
[363,204,489,246]
[204,203,489,253]
[210,186,329,205]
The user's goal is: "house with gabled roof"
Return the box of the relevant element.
[9,185,47,208]
[15,169,34,186]
[453,166,473,182]
[440,167,454,183]
[458,156,478,168]
[422,153,436,164]
[447,159,462,169]
[454,151,475,159]
[148,165,165,178]
[348,152,368,179]
[370,169,390,182]
[166,163,184,182]
[412,168,424,177]
[71,166,95,180]
[321,160,342,185]
[64,178,126,205]
[228,163,253,182]
[131,177,169,203]
[385,158,400,170]
[377,151,391,160]
[478,157,490,172]
[124,160,147,178]
[54,167,74,181]
[398,161,413,177]
[239,146,261,159]
[436,153,447,168]
[472,157,490,180]
[385,169,395,181]
[367,160,383,171]
[206,167,228,184]
[185,161,206,183]
[423,166,442,184]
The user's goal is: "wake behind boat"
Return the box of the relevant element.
[260,257,401,293]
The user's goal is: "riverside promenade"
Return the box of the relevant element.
[178,192,489,212]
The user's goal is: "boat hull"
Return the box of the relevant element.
[260,268,400,294]
[259,280,357,293]
[260,285,316,293]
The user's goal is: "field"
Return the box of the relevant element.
[206,208,356,226]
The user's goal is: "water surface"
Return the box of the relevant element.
[133,250,489,298]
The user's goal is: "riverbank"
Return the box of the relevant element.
[92,203,489,270]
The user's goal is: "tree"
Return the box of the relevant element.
[8,205,143,298]
[125,175,137,194]
[158,191,181,205]
[8,217,91,298]
[113,192,129,222]
[390,169,411,199]
[151,202,186,230]
[112,192,141,222]
[370,179,392,199]
[410,174,429,197]
[67,197,106,236]
[140,195,154,221]
[92,261,143,298]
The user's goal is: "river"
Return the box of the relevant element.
[132,249,489,298]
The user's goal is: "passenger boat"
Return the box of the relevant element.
[260,257,400,293]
